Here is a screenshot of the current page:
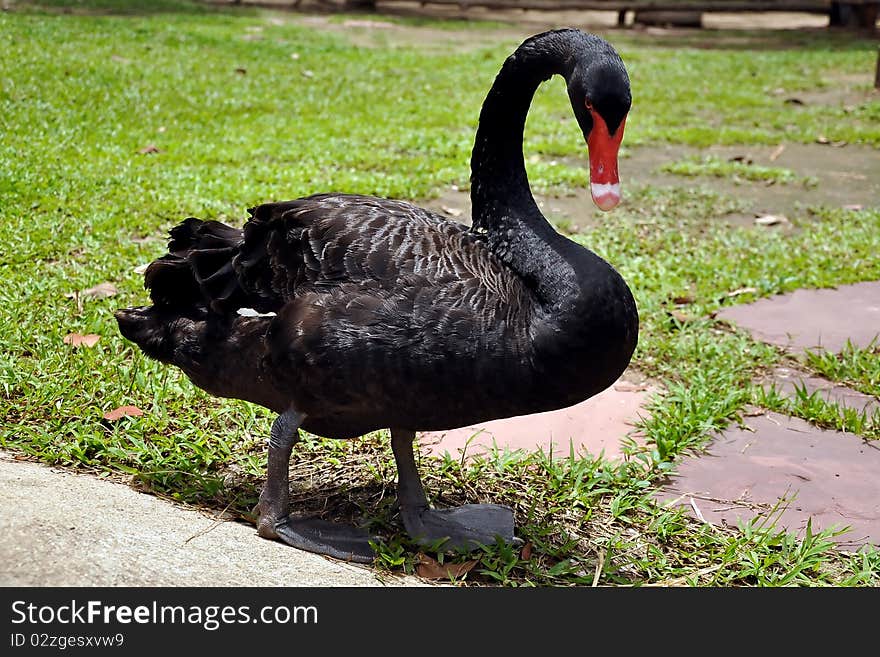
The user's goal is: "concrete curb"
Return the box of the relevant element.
[0,452,426,587]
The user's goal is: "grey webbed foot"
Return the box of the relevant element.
[401,503,518,551]
[272,516,375,564]
[391,427,520,553]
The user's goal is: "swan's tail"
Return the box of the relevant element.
[114,305,204,365]
[114,305,285,411]
[142,217,252,313]
[116,217,255,367]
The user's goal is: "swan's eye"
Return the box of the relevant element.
[584,100,593,111]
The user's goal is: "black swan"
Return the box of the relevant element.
[116,28,637,563]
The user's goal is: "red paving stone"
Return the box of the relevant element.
[419,377,656,462]
[656,412,880,549]
[717,280,880,354]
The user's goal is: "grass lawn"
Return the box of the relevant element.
[2,0,879,585]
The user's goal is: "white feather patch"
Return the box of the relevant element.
[236,308,277,318]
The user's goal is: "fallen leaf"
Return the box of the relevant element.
[815,135,830,145]
[754,214,789,226]
[63,333,100,348]
[415,553,477,580]
[728,155,752,164]
[784,97,805,105]
[81,282,118,299]
[111,54,132,64]
[290,52,300,60]
[672,294,694,305]
[102,405,144,422]
[441,206,463,218]
[613,382,649,392]
[138,144,161,155]
[520,542,532,561]
[726,286,757,298]
[667,310,696,324]
[843,204,863,211]
[769,144,785,161]
[235,67,247,74]
[302,70,314,79]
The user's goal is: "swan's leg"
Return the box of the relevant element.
[256,409,375,563]
[391,428,517,551]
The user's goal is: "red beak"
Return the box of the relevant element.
[587,107,626,211]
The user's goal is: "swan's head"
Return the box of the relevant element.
[568,48,631,211]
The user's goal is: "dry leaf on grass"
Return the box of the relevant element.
[102,405,144,422]
[416,553,477,580]
[726,286,757,298]
[754,214,789,226]
[520,542,533,561]
[614,382,649,393]
[668,309,697,324]
[63,333,100,348]
[66,282,118,299]
[138,144,161,154]
[769,144,785,162]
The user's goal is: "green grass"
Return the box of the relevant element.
[805,341,880,398]
[659,155,816,186]
[2,1,879,586]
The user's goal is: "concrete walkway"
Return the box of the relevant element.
[0,452,423,587]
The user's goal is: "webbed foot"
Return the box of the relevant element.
[391,428,520,553]
[261,513,375,564]
[402,503,518,551]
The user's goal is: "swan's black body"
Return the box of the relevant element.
[116,29,637,562]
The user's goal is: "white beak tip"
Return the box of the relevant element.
[590,182,621,211]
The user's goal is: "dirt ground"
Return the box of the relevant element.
[422,142,880,231]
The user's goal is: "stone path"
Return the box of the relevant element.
[660,280,880,548]
[420,375,655,462]
[0,452,423,587]
[657,412,880,549]
[716,281,880,354]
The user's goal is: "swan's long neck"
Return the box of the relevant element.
[469,31,638,394]
[470,31,588,308]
